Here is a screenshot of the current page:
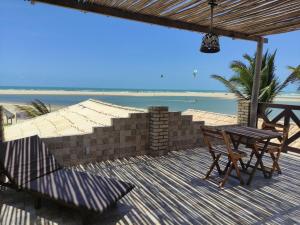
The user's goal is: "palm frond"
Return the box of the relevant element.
[230,60,248,73]
[211,75,246,99]
[211,50,298,101]
[290,65,300,90]
[277,64,300,94]
[16,99,51,118]
[243,54,254,65]
[31,99,50,114]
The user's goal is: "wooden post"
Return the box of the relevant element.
[249,38,264,128]
[0,106,4,143]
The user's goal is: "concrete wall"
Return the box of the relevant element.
[169,112,203,151]
[44,107,204,166]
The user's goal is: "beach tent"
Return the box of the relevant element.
[29,0,300,127]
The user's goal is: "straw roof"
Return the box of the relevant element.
[32,0,300,41]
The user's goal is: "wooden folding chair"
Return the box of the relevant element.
[253,122,290,176]
[201,126,247,187]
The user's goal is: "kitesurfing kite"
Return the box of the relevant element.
[193,69,198,78]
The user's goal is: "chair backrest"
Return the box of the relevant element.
[201,126,234,155]
[262,122,290,150]
[0,135,61,188]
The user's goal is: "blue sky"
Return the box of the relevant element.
[1,0,299,91]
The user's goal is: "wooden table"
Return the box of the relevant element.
[224,126,282,185]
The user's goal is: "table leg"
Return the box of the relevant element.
[246,150,254,169]
[239,159,246,171]
[230,134,242,150]
[223,159,231,175]
[247,139,270,185]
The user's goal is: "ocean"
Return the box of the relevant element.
[0,94,237,114]
[0,86,299,115]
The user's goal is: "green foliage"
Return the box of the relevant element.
[16,99,51,118]
[211,51,300,103]
[287,65,300,91]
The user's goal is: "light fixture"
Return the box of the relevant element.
[200,0,220,53]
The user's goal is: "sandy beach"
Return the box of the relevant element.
[0,89,299,102]
[0,89,236,98]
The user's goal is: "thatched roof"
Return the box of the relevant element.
[32,0,300,42]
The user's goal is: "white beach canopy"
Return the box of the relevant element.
[30,0,300,127]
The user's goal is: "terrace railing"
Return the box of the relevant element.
[258,103,300,153]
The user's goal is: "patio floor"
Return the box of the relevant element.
[0,147,300,225]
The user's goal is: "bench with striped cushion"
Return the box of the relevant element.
[0,135,60,188]
[0,135,134,213]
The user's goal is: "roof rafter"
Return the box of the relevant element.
[31,0,268,43]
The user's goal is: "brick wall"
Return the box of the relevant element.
[149,107,169,157]
[237,99,250,126]
[43,107,204,166]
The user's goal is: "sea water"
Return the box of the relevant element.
[0,86,298,115]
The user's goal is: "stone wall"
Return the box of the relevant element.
[43,107,204,166]
[237,99,251,126]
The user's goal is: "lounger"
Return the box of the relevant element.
[0,135,134,214]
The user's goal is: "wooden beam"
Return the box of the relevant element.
[31,0,267,43]
[249,37,264,128]
[0,106,4,142]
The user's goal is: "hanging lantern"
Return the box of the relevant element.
[200,0,220,53]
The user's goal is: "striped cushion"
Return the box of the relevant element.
[0,135,60,187]
[23,169,134,213]
[0,135,134,212]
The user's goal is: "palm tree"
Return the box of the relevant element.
[16,99,51,118]
[287,65,300,91]
[211,51,300,103]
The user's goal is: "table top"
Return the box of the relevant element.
[224,126,282,140]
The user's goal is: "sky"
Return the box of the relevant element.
[0,0,300,91]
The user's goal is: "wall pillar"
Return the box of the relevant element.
[149,106,169,156]
[237,99,251,126]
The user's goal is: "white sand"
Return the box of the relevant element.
[0,89,236,98]
[0,89,298,101]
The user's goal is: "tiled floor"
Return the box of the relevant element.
[1,148,300,225]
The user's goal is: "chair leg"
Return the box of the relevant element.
[205,154,221,179]
[211,152,222,175]
[270,152,281,175]
[234,161,244,185]
[220,163,233,188]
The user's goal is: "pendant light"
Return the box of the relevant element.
[200,0,220,53]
